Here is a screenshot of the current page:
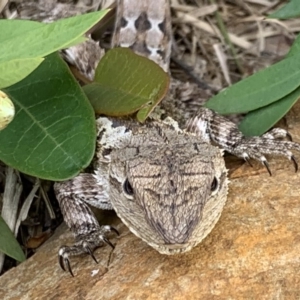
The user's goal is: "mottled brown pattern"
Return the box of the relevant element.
[6,0,300,276]
[112,0,171,72]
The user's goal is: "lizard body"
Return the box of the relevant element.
[4,0,300,276]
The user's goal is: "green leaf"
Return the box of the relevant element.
[0,215,25,262]
[0,57,44,89]
[269,0,300,19]
[0,53,96,181]
[0,10,109,62]
[205,53,300,114]
[83,48,170,122]
[239,86,300,136]
[0,19,43,42]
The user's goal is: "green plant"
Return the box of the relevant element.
[269,0,300,19]
[0,13,169,263]
[206,2,300,136]
[1,0,299,265]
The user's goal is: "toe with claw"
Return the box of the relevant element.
[58,227,119,277]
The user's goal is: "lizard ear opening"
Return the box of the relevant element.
[123,178,134,197]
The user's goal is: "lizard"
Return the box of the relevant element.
[4,0,300,276]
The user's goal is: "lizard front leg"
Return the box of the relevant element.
[54,173,118,277]
[187,107,300,175]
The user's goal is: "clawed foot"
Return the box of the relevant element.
[58,225,119,277]
[188,109,300,176]
[237,128,299,176]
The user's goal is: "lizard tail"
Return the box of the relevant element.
[112,0,172,73]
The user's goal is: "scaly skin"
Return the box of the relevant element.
[5,0,300,276]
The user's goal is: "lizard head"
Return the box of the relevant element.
[109,130,228,255]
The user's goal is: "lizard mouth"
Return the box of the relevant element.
[150,242,196,255]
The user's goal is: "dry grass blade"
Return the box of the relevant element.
[0,167,22,272]
[171,0,297,89]
[0,0,7,14]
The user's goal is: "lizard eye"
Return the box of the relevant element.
[211,177,218,192]
[123,178,134,196]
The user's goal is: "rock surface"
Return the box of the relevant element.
[2,104,300,300]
